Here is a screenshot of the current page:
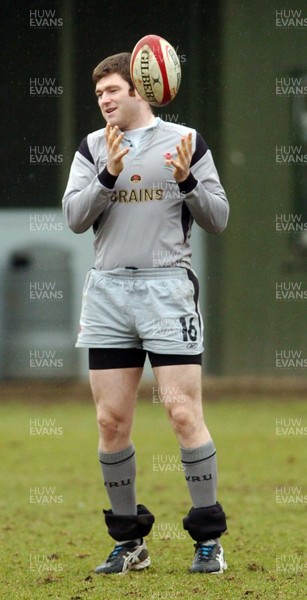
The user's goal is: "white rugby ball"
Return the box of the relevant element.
[130,34,181,106]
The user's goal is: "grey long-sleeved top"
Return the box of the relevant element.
[62,118,229,270]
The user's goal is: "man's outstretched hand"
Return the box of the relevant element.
[166,132,193,183]
[106,124,129,176]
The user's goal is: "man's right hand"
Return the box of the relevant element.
[105,124,129,176]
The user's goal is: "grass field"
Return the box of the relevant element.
[0,387,306,600]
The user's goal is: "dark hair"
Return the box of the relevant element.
[92,52,133,88]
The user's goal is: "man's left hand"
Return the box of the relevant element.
[166,132,193,183]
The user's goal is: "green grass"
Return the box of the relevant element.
[0,391,306,600]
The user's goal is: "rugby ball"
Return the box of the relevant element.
[130,34,181,107]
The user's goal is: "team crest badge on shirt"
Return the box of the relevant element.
[163,151,176,169]
[130,174,142,183]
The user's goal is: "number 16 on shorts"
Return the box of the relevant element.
[179,317,198,343]
[150,314,203,352]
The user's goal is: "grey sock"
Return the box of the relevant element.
[98,444,137,515]
[181,439,217,508]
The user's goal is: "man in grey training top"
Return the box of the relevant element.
[63,52,229,575]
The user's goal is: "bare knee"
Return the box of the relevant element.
[167,403,199,437]
[166,399,210,447]
[96,407,131,449]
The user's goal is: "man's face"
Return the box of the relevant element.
[95,73,138,131]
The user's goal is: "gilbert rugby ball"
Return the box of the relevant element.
[130,34,181,106]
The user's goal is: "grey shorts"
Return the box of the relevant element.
[76,267,204,355]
